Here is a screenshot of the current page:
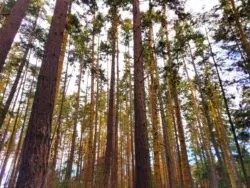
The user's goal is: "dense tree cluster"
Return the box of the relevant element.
[0,0,249,187]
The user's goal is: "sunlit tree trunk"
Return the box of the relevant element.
[147,5,163,186]
[183,60,219,188]
[162,5,193,187]
[51,46,70,170]
[206,30,249,186]
[85,14,96,188]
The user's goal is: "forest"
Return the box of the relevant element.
[0,0,250,187]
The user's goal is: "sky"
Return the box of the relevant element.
[186,0,219,12]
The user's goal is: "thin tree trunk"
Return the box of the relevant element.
[65,58,83,182]
[85,26,95,188]
[183,60,220,188]
[157,79,177,188]
[92,38,100,186]
[8,73,36,188]
[111,31,119,188]
[104,6,118,187]
[0,70,27,184]
[162,5,193,186]
[0,49,29,129]
[128,48,135,188]
[0,55,28,153]
[188,43,239,187]
[147,5,163,186]
[51,41,70,170]
[16,0,70,187]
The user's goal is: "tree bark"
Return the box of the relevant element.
[16,0,69,187]
[104,6,117,188]
[132,0,152,187]
[0,0,31,72]
[147,5,163,186]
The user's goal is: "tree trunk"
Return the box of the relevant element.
[147,5,163,186]
[8,74,36,188]
[51,51,70,170]
[111,30,119,188]
[183,60,219,188]
[0,48,29,129]
[64,59,83,183]
[92,38,100,187]
[162,4,193,187]
[104,6,118,187]
[0,68,27,185]
[85,15,96,187]
[0,0,31,72]
[132,0,152,187]
[16,0,69,187]
[188,43,238,187]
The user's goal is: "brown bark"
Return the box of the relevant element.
[171,110,184,188]
[0,0,31,72]
[210,92,239,188]
[55,3,71,95]
[147,5,163,186]
[16,0,69,187]
[132,0,152,187]
[0,5,40,129]
[103,7,118,187]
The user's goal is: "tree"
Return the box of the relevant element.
[132,0,152,187]
[16,0,70,187]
